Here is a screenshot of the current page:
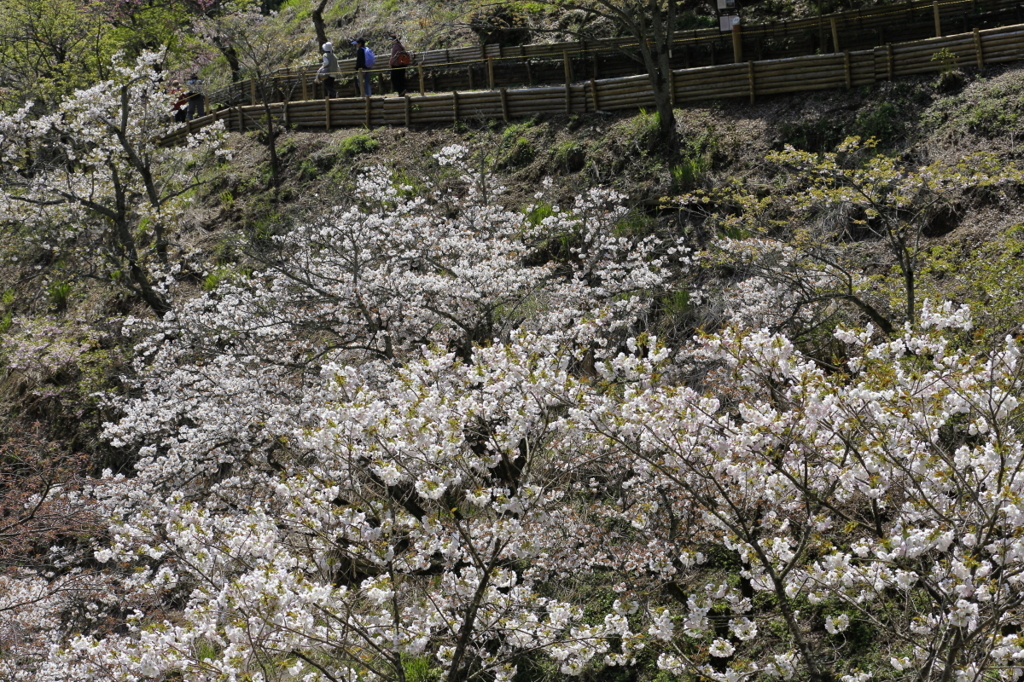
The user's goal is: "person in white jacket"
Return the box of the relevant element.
[317,42,340,98]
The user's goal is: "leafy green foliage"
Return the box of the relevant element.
[918,223,1024,336]
[0,0,194,110]
[525,201,555,227]
[46,281,72,312]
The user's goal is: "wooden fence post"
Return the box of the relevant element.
[831,18,840,52]
[405,94,411,127]
[590,79,600,111]
[419,67,426,96]
[844,50,852,88]
[301,74,308,100]
[237,107,243,133]
[365,96,371,128]
[974,27,985,69]
[563,50,572,85]
[747,60,755,103]
[933,0,942,37]
[488,57,495,90]
[500,88,509,121]
[250,79,256,105]
[526,59,534,86]
[732,23,743,63]
[887,43,895,80]
[453,91,460,121]
[325,97,331,132]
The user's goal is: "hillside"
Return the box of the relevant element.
[6,15,1024,682]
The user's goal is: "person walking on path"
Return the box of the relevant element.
[185,74,205,120]
[317,42,340,97]
[388,35,410,97]
[169,80,188,122]
[352,37,373,97]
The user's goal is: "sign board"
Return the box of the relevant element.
[717,0,736,10]
[719,15,741,31]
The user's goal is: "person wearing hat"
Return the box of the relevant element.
[317,42,340,98]
[352,37,372,97]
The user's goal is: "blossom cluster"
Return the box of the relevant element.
[7,144,1024,682]
[0,50,226,314]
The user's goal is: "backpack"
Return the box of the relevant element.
[394,50,411,67]
[363,47,376,68]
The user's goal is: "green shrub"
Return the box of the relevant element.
[615,211,655,237]
[671,155,711,190]
[203,267,251,292]
[853,101,903,145]
[46,281,72,312]
[622,108,662,154]
[931,47,959,72]
[501,119,535,145]
[525,201,554,227]
[551,140,585,173]
[922,71,1024,138]
[496,136,534,169]
[335,133,380,158]
[402,655,441,682]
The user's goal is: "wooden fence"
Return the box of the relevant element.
[165,23,1024,144]
[207,0,1023,107]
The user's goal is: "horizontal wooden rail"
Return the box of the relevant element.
[166,22,1024,145]
[206,0,1023,107]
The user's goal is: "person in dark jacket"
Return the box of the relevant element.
[185,74,205,120]
[352,37,372,97]
[388,35,409,97]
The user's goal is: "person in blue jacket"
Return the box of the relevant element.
[352,37,373,97]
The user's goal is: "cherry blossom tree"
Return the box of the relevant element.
[11,150,688,681]
[0,51,226,316]
[570,302,1024,681]
[685,138,1023,336]
[11,145,1024,682]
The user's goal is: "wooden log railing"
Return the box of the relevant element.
[206,0,1023,107]
[165,22,1024,144]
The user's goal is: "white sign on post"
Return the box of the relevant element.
[719,15,741,31]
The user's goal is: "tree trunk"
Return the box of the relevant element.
[213,37,243,82]
[902,248,916,327]
[259,93,281,189]
[634,0,678,152]
[311,0,329,50]
[113,218,169,315]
